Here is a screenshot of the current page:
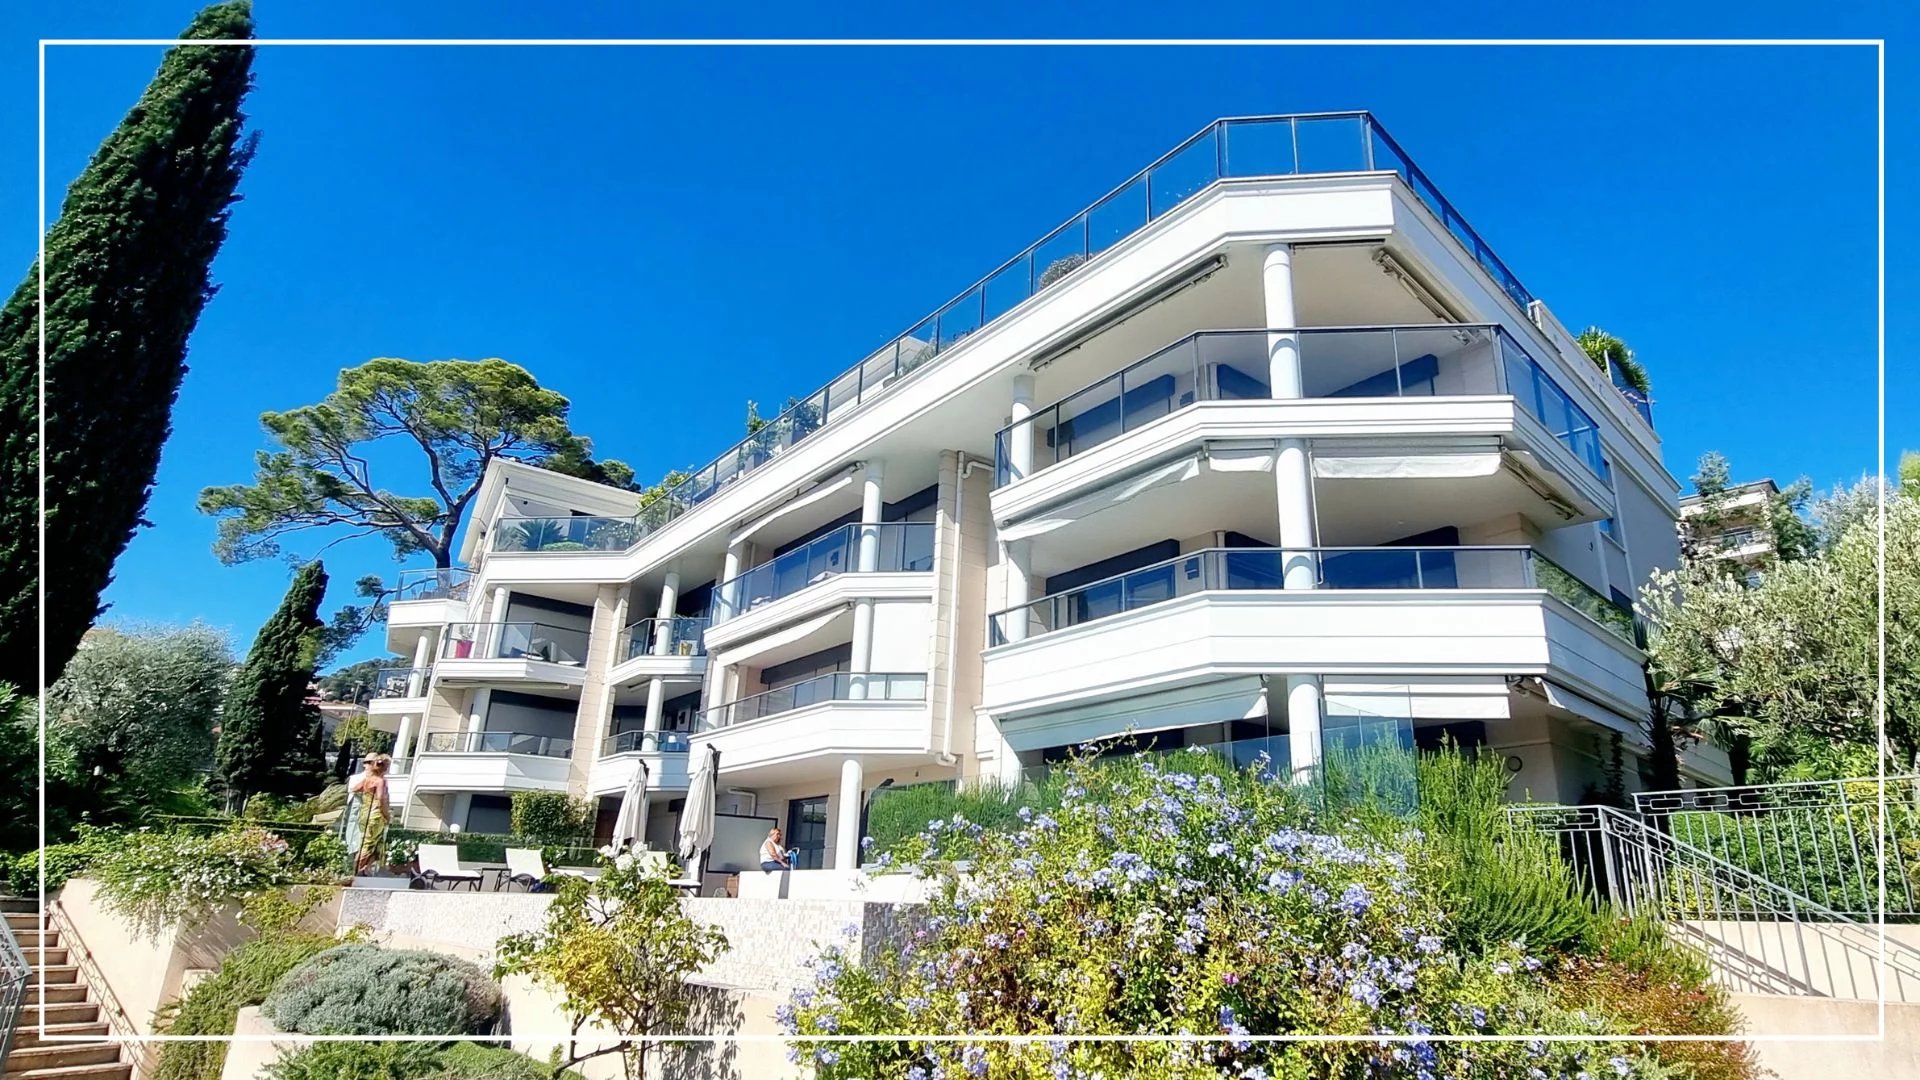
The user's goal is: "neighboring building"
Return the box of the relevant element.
[1678,479,1783,582]
[365,112,1728,868]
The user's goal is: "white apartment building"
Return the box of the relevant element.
[1678,479,1784,581]
[364,112,1730,871]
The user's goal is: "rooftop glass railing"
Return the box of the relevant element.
[713,522,934,624]
[600,729,694,757]
[623,616,710,660]
[422,730,574,758]
[489,514,644,554]
[440,621,591,665]
[992,325,1608,485]
[986,545,1632,646]
[696,671,928,732]
[394,567,473,602]
[488,112,1638,558]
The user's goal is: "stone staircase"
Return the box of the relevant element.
[2,899,129,1080]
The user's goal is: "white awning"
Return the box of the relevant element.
[712,605,852,667]
[1204,445,1276,473]
[1001,676,1269,752]
[1322,676,1513,721]
[999,455,1202,543]
[1313,452,1503,480]
[730,472,856,548]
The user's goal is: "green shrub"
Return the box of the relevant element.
[7,824,119,894]
[262,944,502,1036]
[94,825,302,938]
[1405,748,1600,957]
[154,931,342,1080]
[266,1041,581,1080]
[508,791,591,844]
[304,783,350,818]
[789,749,1669,1079]
[300,831,346,876]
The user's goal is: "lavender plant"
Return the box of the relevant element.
[783,750,1687,1079]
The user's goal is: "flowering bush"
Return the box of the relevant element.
[784,751,1684,1078]
[263,943,502,1036]
[93,824,304,938]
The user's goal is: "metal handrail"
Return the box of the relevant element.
[46,899,145,1075]
[697,671,928,731]
[0,913,26,1064]
[421,730,574,759]
[623,616,710,660]
[601,729,694,757]
[1632,775,1920,918]
[1509,803,1920,999]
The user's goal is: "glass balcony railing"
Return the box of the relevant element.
[696,671,929,731]
[440,621,591,665]
[992,325,1607,486]
[623,616,710,660]
[600,729,694,757]
[372,666,431,699]
[488,113,1642,558]
[393,567,473,602]
[421,730,574,758]
[489,514,643,554]
[987,546,1633,646]
[713,522,934,624]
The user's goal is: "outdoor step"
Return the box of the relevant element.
[7,1022,108,1052]
[21,948,69,968]
[2,1043,123,1078]
[17,984,89,1005]
[16,1001,100,1027]
[9,930,58,950]
[3,911,42,931]
[25,965,79,986]
[0,897,38,914]
[0,1064,131,1080]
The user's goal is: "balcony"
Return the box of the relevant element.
[992,325,1610,495]
[714,522,935,624]
[435,621,592,688]
[587,730,693,797]
[409,729,573,794]
[393,567,473,602]
[365,665,431,717]
[981,546,1644,724]
[606,616,710,687]
[480,113,1643,560]
[692,671,932,784]
[625,617,709,659]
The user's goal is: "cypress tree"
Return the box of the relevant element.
[0,1,256,691]
[218,561,328,808]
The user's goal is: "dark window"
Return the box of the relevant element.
[1413,721,1489,754]
[787,796,830,869]
[1327,353,1440,398]
[1215,363,1269,400]
[1322,526,1461,589]
[465,794,512,835]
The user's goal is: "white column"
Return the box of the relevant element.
[834,757,865,870]
[488,586,512,657]
[718,542,746,621]
[408,632,433,696]
[643,677,667,733]
[393,713,417,763]
[652,571,681,656]
[1265,242,1325,777]
[1007,374,1036,481]
[1286,676,1325,785]
[849,461,886,698]
[1001,540,1032,643]
[1263,243,1302,398]
[466,688,490,742]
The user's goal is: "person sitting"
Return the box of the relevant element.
[760,826,791,873]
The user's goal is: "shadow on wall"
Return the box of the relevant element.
[656,984,747,1080]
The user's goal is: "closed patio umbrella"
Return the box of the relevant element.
[677,744,720,865]
[613,759,649,849]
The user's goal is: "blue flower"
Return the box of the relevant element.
[1337,882,1371,915]
[906,1068,929,1080]
[1415,934,1444,954]
[1609,1057,1634,1077]
[1348,978,1383,1007]
[814,1048,840,1066]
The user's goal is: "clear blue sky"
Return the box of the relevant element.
[3,2,1908,669]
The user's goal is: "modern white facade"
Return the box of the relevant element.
[1678,479,1784,580]
[367,112,1729,870]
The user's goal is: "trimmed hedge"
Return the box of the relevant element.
[261,944,501,1036]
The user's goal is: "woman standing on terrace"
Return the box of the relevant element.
[344,753,393,876]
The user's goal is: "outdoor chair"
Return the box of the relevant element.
[416,843,484,890]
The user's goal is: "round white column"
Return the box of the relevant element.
[1008,374,1036,481]
[643,676,666,733]
[849,461,886,698]
[408,632,434,696]
[834,757,866,870]
[652,570,681,655]
[718,543,745,621]
[1285,675,1325,786]
[392,713,417,763]
[1001,540,1032,643]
